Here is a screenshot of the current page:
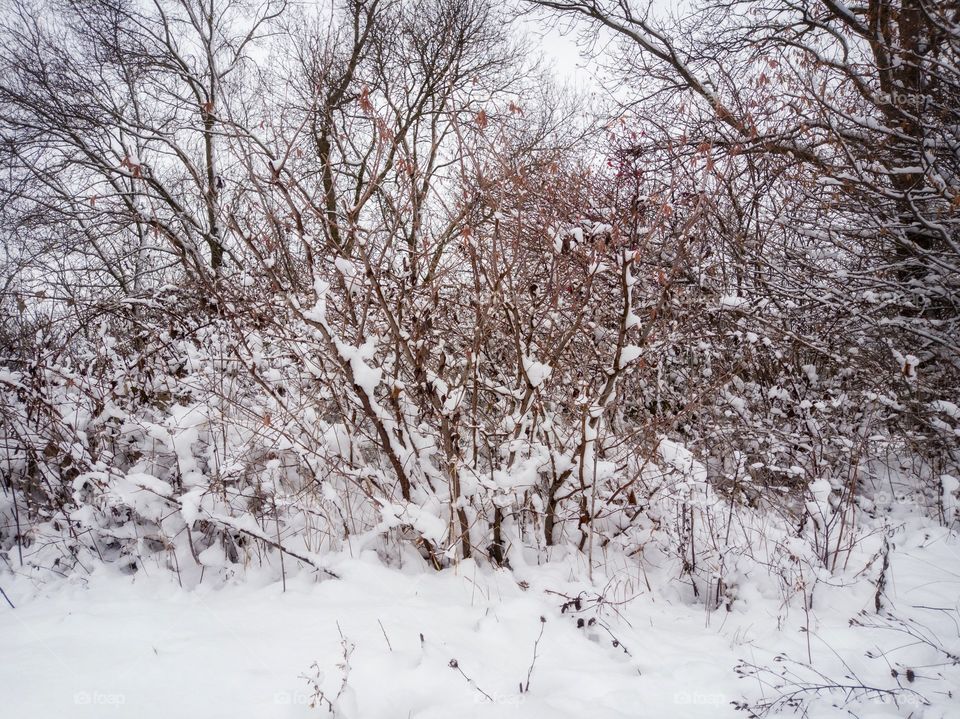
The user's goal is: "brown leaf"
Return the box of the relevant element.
[358,86,373,114]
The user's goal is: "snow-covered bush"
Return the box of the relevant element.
[0,0,956,603]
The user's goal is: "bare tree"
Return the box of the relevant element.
[528,0,960,510]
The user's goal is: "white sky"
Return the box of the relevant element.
[515,1,680,92]
[516,9,600,90]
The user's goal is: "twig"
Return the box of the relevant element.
[378,619,393,651]
[523,616,547,692]
[211,515,340,579]
[448,658,493,702]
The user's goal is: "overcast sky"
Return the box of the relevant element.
[516,6,600,89]
[516,2,682,93]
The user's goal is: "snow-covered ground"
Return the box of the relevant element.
[3,518,958,718]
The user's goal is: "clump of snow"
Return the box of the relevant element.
[657,437,707,484]
[618,344,643,369]
[802,363,819,385]
[931,400,960,419]
[717,294,748,311]
[334,257,364,295]
[892,349,920,382]
[378,501,447,543]
[522,354,552,388]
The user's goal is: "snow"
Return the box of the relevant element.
[166,403,209,488]
[304,278,330,323]
[177,491,204,527]
[3,518,958,719]
[892,350,920,382]
[657,437,708,484]
[335,257,364,295]
[379,502,448,543]
[442,387,466,415]
[124,472,174,497]
[336,340,384,397]
[617,345,642,369]
[717,294,748,311]
[197,544,230,568]
[107,472,175,522]
[942,475,960,521]
[931,400,960,420]
[522,355,552,389]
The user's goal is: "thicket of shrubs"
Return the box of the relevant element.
[1,0,957,597]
